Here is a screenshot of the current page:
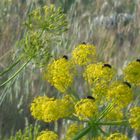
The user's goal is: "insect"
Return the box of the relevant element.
[136,59,140,62]
[82,42,86,45]
[63,55,68,60]
[123,81,131,88]
[86,96,95,100]
[103,64,112,68]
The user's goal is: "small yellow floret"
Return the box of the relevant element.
[72,44,96,66]
[129,106,140,133]
[84,63,115,85]
[30,96,74,122]
[123,61,140,86]
[75,98,98,120]
[106,82,133,108]
[44,58,74,93]
[37,130,58,140]
[106,133,128,140]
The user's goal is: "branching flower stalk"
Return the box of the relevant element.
[1,4,140,140]
[30,43,140,140]
[0,5,68,87]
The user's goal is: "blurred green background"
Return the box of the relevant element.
[0,0,140,139]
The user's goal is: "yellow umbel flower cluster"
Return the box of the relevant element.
[92,80,108,103]
[105,107,123,121]
[106,82,133,108]
[65,123,86,140]
[106,133,128,140]
[29,42,140,139]
[83,63,115,85]
[72,43,96,66]
[129,107,140,133]
[44,58,74,93]
[30,96,74,122]
[37,130,58,140]
[123,60,140,86]
[75,98,98,120]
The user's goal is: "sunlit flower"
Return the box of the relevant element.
[106,133,128,140]
[123,60,140,86]
[83,63,115,85]
[30,96,74,122]
[72,43,96,66]
[92,80,108,103]
[129,106,140,132]
[106,82,133,108]
[105,107,124,121]
[75,98,98,120]
[30,96,54,121]
[37,130,58,140]
[44,58,75,93]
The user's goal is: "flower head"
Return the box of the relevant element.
[44,58,74,93]
[30,96,74,122]
[26,5,67,33]
[92,80,108,103]
[106,82,133,108]
[75,98,98,120]
[123,60,140,86]
[83,63,115,85]
[106,133,128,140]
[37,130,58,140]
[30,96,54,121]
[129,107,140,133]
[72,44,96,66]
[105,107,124,121]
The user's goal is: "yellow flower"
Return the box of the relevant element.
[106,133,128,140]
[59,95,75,118]
[30,96,74,122]
[75,98,98,120]
[123,60,140,86]
[37,130,58,140]
[65,123,86,140]
[30,96,54,121]
[44,58,74,93]
[83,63,115,85]
[106,82,133,108]
[72,43,96,66]
[92,80,108,103]
[129,107,140,133]
[105,107,123,121]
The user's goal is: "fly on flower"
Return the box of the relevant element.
[63,55,68,60]
[86,96,95,100]
[136,59,140,62]
[103,64,112,68]
[123,81,131,88]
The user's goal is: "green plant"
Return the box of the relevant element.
[8,124,40,140]
[30,43,140,140]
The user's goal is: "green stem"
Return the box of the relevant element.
[0,57,32,87]
[73,126,91,140]
[0,57,21,76]
[96,101,115,122]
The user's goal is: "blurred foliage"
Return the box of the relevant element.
[7,124,40,140]
[0,0,140,139]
